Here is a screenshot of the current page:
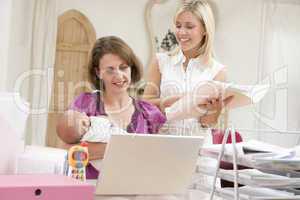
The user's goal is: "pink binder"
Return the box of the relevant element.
[0,174,95,200]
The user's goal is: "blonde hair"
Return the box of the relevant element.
[174,0,215,63]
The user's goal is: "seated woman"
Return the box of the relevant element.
[56,36,167,178]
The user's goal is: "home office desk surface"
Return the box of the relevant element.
[87,180,212,200]
[93,190,211,200]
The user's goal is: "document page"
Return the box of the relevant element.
[165,81,270,121]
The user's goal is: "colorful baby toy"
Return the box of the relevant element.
[67,142,89,182]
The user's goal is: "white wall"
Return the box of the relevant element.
[255,1,300,147]
[57,0,151,68]
[4,0,266,96]
[213,0,300,146]
[213,0,263,140]
[6,0,39,99]
[0,0,12,91]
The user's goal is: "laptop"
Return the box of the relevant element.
[95,134,203,195]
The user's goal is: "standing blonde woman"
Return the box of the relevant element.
[144,0,228,135]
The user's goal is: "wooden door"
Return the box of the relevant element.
[46,10,96,147]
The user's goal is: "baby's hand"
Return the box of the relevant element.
[78,113,91,137]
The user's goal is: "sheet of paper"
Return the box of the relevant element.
[221,82,270,109]
[222,186,294,197]
[165,81,270,121]
[242,140,290,155]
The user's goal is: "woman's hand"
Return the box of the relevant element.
[198,97,222,127]
[198,96,234,127]
[67,110,91,137]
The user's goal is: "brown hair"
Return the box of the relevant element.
[88,36,143,90]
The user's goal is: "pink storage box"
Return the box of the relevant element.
[0,174,95,200]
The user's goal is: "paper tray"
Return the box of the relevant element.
[197,167,300,188]
[197,184,299,200]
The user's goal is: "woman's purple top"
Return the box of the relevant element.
[69,92,167,178]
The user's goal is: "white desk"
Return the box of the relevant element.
[93,190,209,200]
[88,180,206,200]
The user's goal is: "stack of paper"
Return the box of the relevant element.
[200,142,258,167]
[254,157,300,172]
[198,166,300,188]
[244,141,300,171]
[242,140,292,155]
[221,186,296,199]
[16,145,67,175]
[199,139,300,199]
[200,140,300,172]
[199,185,297,200]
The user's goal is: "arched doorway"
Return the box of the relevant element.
[46,9,96,147]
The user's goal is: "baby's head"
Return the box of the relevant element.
[57,110,90,144]
[57,124,87,144]
[67,127,87,144]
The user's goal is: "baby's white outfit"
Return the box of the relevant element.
[81,116,127,143]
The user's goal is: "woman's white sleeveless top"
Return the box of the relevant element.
[157,50,225,136]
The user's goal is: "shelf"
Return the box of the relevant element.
[197,140,300,199]
[197,185,300,200]
[200,143,300,177]
[196,166,300,189]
